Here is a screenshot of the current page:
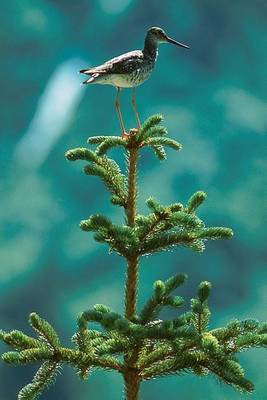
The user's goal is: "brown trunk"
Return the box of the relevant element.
[124,143,141,399]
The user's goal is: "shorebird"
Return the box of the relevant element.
[80,27,189,137]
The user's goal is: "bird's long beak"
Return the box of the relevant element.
[166,36,190,49]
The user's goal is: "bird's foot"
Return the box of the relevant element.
[130,128,138,136]
[121,128,138,140]
[121,131,129,140]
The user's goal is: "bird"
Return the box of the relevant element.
[80,27,189,138]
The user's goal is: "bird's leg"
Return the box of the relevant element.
[115,87,128,139]
[131,88,141,130]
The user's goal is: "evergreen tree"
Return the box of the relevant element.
[1,115,267,399]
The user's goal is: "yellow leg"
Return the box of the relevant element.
[115,87,127,138]
[131,88,141,129]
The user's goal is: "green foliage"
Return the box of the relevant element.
[132,114,182,160]
[2,277,267,395]
[65,148,127,207]
[1,115,266,399]
[187,191,207,213]
[77,181,232,256]
[140,273,187,324]
[29,313,60,350]
[18,361,60,400]
[3,277,262,395]
[138,114,164,135]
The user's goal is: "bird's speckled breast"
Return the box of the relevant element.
[103,64,154,88]
[128,63,154,87]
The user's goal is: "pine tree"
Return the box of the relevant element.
[1,115,267,399]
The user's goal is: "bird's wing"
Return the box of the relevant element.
[80,50,144,75]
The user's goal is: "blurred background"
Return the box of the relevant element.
[1,0,267,399]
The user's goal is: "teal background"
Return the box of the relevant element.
[1,0,267,399]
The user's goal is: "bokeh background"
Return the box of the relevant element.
[1,1,267,399]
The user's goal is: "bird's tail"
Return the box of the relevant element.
[80,68,91,74]
[81,73,100,85]
[82,76,95,85]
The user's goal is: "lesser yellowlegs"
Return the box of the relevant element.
[80,27,189,137]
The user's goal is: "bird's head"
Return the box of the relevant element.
[147,27,189,49]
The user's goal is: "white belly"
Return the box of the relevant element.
[110,74,136,88]
[96,70,152,88]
